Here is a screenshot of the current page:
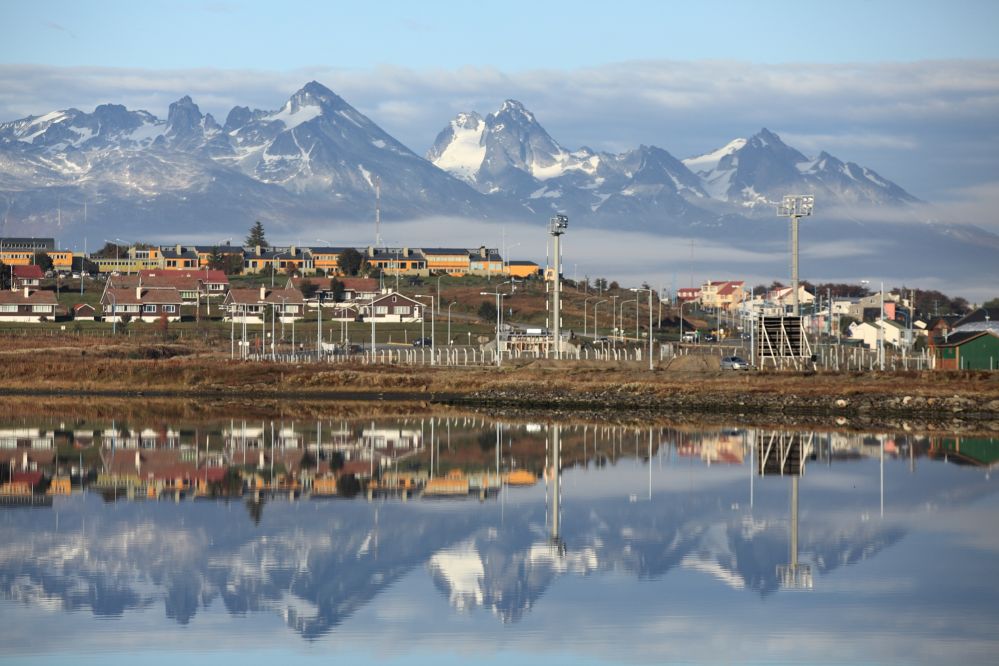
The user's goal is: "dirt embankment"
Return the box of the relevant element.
[1,341,998,425]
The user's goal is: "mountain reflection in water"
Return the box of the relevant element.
[0,410,997,665]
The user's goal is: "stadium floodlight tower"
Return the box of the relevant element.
[549,214,568,358]
[777,195,814,316]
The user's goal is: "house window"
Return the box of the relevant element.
[393,306,410,315]
[375,306,388,314]
[143,304,157,314]
[163,305,177,313]
[0,305,16,313]
[32,305,52,313]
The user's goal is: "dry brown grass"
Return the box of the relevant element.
[1,338,997,401]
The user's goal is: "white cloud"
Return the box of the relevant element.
[1,60,997,201]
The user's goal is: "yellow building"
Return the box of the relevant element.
[93,247,163,274]
[421,248,471,275]
[507,261,541,279]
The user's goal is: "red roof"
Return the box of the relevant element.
[12,265,44,279]
[140,269,228,284]
[0,290,57,305]
[12,471,44,487]
[339,278,379,291]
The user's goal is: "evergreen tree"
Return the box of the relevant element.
[246,220,268,249]
[35,252,54,273]
[338,248,364,276]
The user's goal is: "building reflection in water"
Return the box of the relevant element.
[0,411,996,642]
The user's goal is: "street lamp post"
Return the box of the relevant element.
[679,300,689,343]
[593,299,607,339]
[880,281,885,371]
[480,290,505,367]
[620,299,636,341]
[414,294,437,364]
[777,195,815,316]
[631,288,655,370]
[584,296,598,338]
[611,295,619,345]
[447,301,456,345]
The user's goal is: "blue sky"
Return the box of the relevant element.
[4,1,999,69]
[1,0,998,219]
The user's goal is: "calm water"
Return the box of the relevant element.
[1,409,997,665]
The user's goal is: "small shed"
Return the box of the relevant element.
[73,303,97,321]
[932,330,999,370]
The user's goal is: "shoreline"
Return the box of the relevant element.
[1,348,997,428]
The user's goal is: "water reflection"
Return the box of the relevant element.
[0,410,997,663]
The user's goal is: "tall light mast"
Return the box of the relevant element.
[777,195,814,316]
[549,214,568,358]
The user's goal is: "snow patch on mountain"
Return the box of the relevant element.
[430,112,486,182]
[266,100,322,130]
[683,138,746,175]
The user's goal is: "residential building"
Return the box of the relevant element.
[223,286,305,323]
[0,237,72,272]
[273,246,314,275]
[192,244,246,270]
[677,287,700,303]
[421,248,471,275]
[358,292,424,323]
[242,246,280,274]
[11,265,43,289]
[951,307,999,333]
[100,286,183,323]
[365,247,428,276]
[93,246,163,274]
[768,285,816,313]
[505,261,541,279]
[700,280,745,311]
[288,276,381,305]
[848,319,912,350]
[106,269,229,314]
[308,247,353,275]
[0,288,58,322]
[160,245,199,269]
[931,330,999,370]
[468,247,504,276]
[0,237,55,252]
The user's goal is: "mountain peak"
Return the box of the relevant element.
[747,127,786,149]
[290,81,347,111]
[494,99,536,124]
[167,95,204,137]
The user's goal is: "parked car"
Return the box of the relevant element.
[720,356,751,370]
[412,337,432,347]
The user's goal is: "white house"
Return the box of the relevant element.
[224,286,305,324]
[358,292,424,323]
[0,288,57,323]
[849,319,912,350]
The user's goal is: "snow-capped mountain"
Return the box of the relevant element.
[428,100,711,227]
[3,81,999,290]
[683,128,920,209]
[0,81,503,238]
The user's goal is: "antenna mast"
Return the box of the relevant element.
[374,176,382,248]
